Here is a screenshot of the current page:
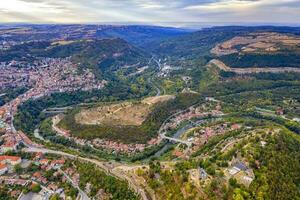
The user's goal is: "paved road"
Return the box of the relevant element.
[161,135,192,147]
[59,168,90,200]
[33,129,45,141]
[24,147,150,200]
[210,59,300,74]
[153,58,161,70]
[147,77,161,96]
[148,57,167,96]
[10,107,17,133]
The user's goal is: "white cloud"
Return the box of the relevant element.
[184,0,258,11]
[0,0,299,25]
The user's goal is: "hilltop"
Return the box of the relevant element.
[0,38,149,78]
[1,25,300,200]
[0,24,190,46]
[151,26,300,59]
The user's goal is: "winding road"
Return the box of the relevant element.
[23,147,150,200]
[59,168,90,200]
[7,56,212,200]
[147,77,162,96]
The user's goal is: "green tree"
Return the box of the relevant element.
[31,184,42,193]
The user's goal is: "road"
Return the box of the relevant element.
[7,56,217,200]
[59,168,90,200]
[147,77,162,96]
[10,106,17,133]
[147,58,163,96]
[33,129,45,141]
[161,135,192,147]
[157,101,204,144]
[210,59,300,74]
[153,58,162,70]
[147,57,167,96]
[23,147,150,200]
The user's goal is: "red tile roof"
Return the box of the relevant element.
[0,163,7,170]
[0,156,21,162]
[33,172,42,178]
[51,159,65,165]
[39,159,49,165]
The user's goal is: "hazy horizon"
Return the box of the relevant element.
[1,0,299,27]
[1,21,300,29]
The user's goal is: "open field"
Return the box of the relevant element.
[211,32,300,56]
[51,40,76,46]
[57,93,200,143]
[210,32,300,69]
[75,95,175,126]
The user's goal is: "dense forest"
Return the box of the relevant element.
[75,161,139,200]
[14,79,150,134]
[220,53,300,68]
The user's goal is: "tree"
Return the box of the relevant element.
[229,178,238,187]
[14,164,22,174]
[50,194,60,200]
[31,184,42,193]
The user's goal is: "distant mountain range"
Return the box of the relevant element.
[1,25,300,75]
[0,24,191,46]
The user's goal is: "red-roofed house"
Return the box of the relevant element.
[1,141,18,152]
[51,159,65,168]
[173,150,184,157]
[0,156,22,165]
[34,152,43,160]
[33,172,42,179]
[47,183,58,191]
[0,163,8,175]
[39,159,49,165]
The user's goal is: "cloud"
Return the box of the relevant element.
[0,0,299,26]
[184,0,260,11]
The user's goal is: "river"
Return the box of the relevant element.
[153,123,194,157]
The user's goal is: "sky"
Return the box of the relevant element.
[0,0,300,27]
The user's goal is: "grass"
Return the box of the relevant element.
[58,93,202,144]
[75,95,174,126]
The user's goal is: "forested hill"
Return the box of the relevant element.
[0,38,149,78]
[149,26,300,59]
[0,24,191,46]
[45,38,150,76]
[95,25,192,46]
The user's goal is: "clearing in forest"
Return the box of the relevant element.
[211,32,300,56]
[75,95,175,126]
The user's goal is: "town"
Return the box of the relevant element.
[0,19,300,200]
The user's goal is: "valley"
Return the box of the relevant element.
[0,25,300,200]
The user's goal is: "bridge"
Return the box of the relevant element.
[161,135,192,147]
[188,119,204,127]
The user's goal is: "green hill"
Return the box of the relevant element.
[0,38,149,78]
[150,26,300,61]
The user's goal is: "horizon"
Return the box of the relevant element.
[0,2,300,199]
[1,22,300,29]
[1,0,300,27]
